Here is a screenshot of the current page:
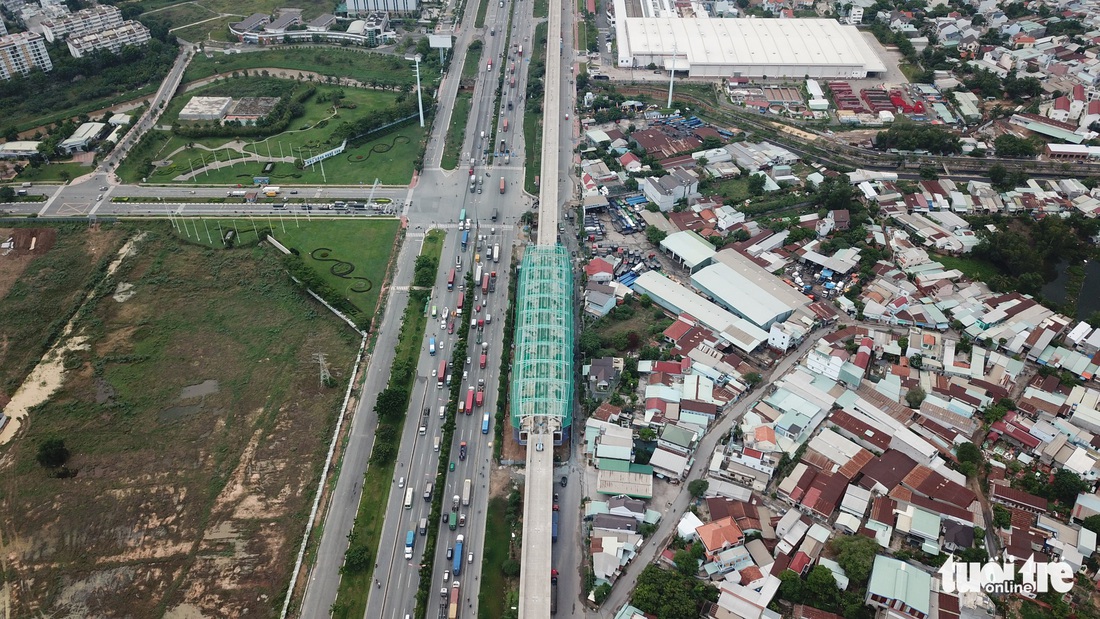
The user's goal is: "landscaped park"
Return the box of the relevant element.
[0,217,400,617]
[118,62,432,187]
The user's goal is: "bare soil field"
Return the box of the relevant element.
[0,225,365,618]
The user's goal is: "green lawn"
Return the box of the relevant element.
[119,79,423,186]
[173,16,237,43]
[175,218,401,318]
[933,254,1001,283]
[524,22,548,194]
[711,175,752,203]
[184,47,439,90]
[138,3,218,32]
[898,64,921,83]
[463,44,484,83]
[15,161,91,183]
[533,0,548,18]
[442,93,473,170]
[477,495,515,619]
[475,0,489,29]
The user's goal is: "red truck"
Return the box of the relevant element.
[503,118,509,132]
[481,274,490,295]
[480,354,487,369]
[465,388,475,414]
[499,177,505,194]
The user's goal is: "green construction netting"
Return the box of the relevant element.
[510,245,574,436]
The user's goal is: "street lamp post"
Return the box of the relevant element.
[406,53,426,128]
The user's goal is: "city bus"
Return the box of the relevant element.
[459,208,466,223]
[404,487,414,509]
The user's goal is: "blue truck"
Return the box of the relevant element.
[404,530,415,559]
[453,534,465,576]
[461,230,469,251]
[552,512,558,543]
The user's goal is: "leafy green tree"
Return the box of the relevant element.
[631,565,715,619]
[748,173,767,196]
[501,559,521,577]
[688,479,709,498]
[956,442,982,466]
[1046,469,1088,505]
[988,163,1007,187]
[594,582,612,603]
[673,549,698,576]
[806,565,840,609]
[994,134,1038,158]
[36,437,70,468]
[777,570,804,603]
[646,227,668,245]
[828,535,879,584]
[1081,515,1100,535]
[743,372,763,387]
[993,504,1011,529]
[905,386,927,408]
[579,329,602,357]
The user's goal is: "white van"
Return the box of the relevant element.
[431,305,438,317]
[419,424,427,436]
[439,405,446,419]
[434,436,441,452]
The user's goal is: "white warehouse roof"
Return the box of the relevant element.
[632,270,769,353]
[617,18,887,79]
[691,261,794,330]
[660,230,716,270]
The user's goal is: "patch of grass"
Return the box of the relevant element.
[138,3,218,32]
[475,0,489,29]
[4,225,358,617]
[442,93,473,170]
[15,162,91,183]
[184,48,440,90]
[533,0,548,18]
[933,254,1001,283]
[174,218,401,319]
[172,16,237,43]
[462,43,484,83]
[477,495,515,619]
[332,231,443,619]
[524,22,548,194]
[709,175,751,203]
[898,63,922,83]
[0,225,127,398]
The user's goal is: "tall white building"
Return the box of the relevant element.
[40,4,123,42]
[346,0,419,16]
[66,20,150,58]
[0,19,8,36]
[0,31,53,80]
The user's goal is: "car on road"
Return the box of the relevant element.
[446,547,453,560]
[443,570,450,582]
[475,304,481,313]
[290,190,298,194]
[560,476,568,487]
[468,552,474,564]
[536,442,544,451]
[432,369,438,377]
[449,462,455,472]
[448,321,455,334]
[398,477,405,488]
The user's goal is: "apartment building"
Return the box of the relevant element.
[0,31,53,81]
[40,4,123,42]
[66,20,151,58]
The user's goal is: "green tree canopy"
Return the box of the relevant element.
[828,535,879,584]
[36,437,70,468]
[688,479,709,498]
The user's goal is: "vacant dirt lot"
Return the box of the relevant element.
[0,225,363,618]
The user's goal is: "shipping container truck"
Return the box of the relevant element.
[462,479,472,506]
[499,177,505,194]
[475,388,484,408]
[461,230,469,251]
[453,535,465,576]
[438,360,447,387]
[447,268,456,290]
[475,264,483,283]
[465,388,475,414]
[503,118,509,132]
[481,274,490,295]
[429,336,436,356]
[489,271,497,292]
[263,186,281,196]
[404,530,415,559]
[448,581,461,619]
[457,291,465,311]
[479,353,487,369]
[449,512,458,531]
